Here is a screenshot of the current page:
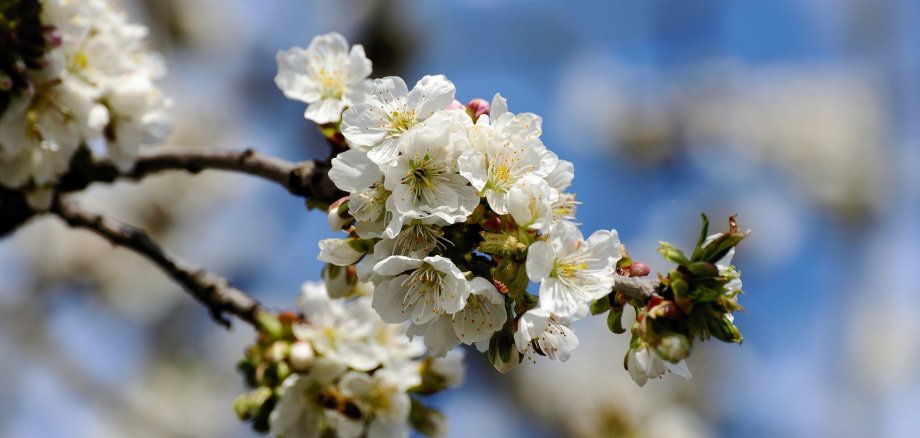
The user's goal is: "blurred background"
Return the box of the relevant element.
[2,0,919,437]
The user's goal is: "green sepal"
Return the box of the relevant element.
[606,306,626,334]
[590,296,612,315]
[409,396,446,437]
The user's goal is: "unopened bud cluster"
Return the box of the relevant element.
[592,215,748,386]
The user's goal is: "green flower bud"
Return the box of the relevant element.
[655,333,690,362]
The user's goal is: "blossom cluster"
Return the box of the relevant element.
[276,32,632,371]
[0,0,170,191]
[234,282,463,438]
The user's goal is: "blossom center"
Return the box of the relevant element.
[552,261,588,279]
[315,68,345,99]
[401,265,450,314]
[387,109,416,133]
[402,153,449,203]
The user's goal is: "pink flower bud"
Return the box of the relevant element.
[466,98,490,122]
[629,262,650,277]
[44,28,63,48]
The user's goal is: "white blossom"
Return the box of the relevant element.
[328,149,396,238]
[411,276,506,357]
[269,358,348,438]
[339,362,420,438]
[513,307,580,362]
[341,75,456,164]
[526,221,620,318]
[459,94,556,214]
[275,32,372,124]
[382,111,479,224]
[626,344,691,387]
[293,282,385,371]
[1,0,170,188]
[507,175,555,230]
[371,255,470,326]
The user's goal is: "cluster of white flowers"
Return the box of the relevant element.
[278,33,621,372]
[0,0,170,190]
[270,282,464,438]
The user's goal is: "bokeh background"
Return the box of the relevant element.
[2,0,920,437]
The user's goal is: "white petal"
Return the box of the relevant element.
[490,93,508,121]
[408,75,455,120]
[305,98,346,124]
[347,44,372,81]
[424,316,460,357]
[664,358,693,380]
[342,103,389,148]
[513,308,549,352]
[373,255,423,276]
[525,241,555,282]
[329,149,381,193]
[317,238,364,266]
[457,149,488,191]
[372,277,412,323]
[538,277,582,318]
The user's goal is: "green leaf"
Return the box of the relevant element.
[691,213,711,261]
[658,242,690,266]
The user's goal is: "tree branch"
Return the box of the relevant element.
[612,274,658,301]
[58,147,344,203]
[51,197,262,329]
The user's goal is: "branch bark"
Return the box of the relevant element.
[51,197,262,329]
[612,274,658,301]
[58,147,344,202]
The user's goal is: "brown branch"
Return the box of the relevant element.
[51,197,262,329]
[58,147,344,203]
[3,147,345,238]
[612,274,658,301]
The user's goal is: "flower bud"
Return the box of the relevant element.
[327,196,353,231]
[629,262,650,277]
[266,341,289,364]
[44,27,63,48]
[410,398,447,437]
[233,387,273,420]
[466,98,490,122]
[655,333,690,362]
[323,263,358,298]
[289,341,315,371]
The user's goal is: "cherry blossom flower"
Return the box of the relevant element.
[513,307,581,362]
[526,221,620,318]
[341,75,456,164]
[275,32,372,124]
[382,111,479,224]
[626,344,692,387]
[371,255,470,326]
